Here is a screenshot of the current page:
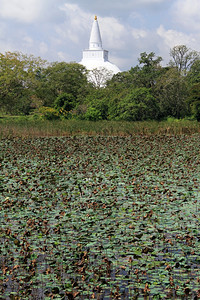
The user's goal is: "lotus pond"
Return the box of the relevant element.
[0,134,200,299]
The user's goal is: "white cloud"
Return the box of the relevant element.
[57,3,176,69]
[98,17,127,50]
[58,3,91,44]
[60,3,90,31]
[132,29,147,39]
[139,0,165,3]
[0,0,66,24]
[39,42,48,55]
[57,51,70,61]
[0,0,45,23]
[173,0,200,31]
[158,25,200,51]
[0,22,7,39]
[1,0,199,71]
[157,25,194,48]
[68,0,166,13]
[22,36,34,49]
[57,4,150,68]
[156,25,200,65]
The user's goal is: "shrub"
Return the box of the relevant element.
[191,101,200,121]
[116,87,159,121]
[72,104,88,120]
[54,93,75,112]
[39,106,60,120]
[84,107,102,121]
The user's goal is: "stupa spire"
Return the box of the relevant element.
[80,16,121,77]
[89,16,103,50]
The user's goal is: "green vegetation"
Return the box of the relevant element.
[0,117,200,138]
[0,45,200,121]
[1,135,200,298]
[1,45,200,298]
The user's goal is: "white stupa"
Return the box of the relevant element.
[80,16,121,75]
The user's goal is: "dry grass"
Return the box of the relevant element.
[0,117,200,138]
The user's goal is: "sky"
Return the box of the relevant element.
[0,0,200,71]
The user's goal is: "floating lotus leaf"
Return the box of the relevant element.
[0,134,199,298]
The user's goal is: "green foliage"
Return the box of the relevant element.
[116,87,159,121]
[187,83,200,121]
[39,106,60,120]
[0,118,200,137]
[106,87,159,121]
[169,45,200,75]
[155,68,189,119]
[1,47,200,121]
[54,93,75,112]
[187,59,200,85]
[191,101,200,121]
[1,135,200,298]
[186,60,200,121]
[15,95,32,115]
[83,88,109,120]
[133,52,163,89]
[139,51,162,67]
[84,106,102,121]
[72,104,88,120]
[0,51,46,114]
[36,62,88,107]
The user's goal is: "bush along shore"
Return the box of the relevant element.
[0,117,200,138]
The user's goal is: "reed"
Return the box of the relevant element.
[0,116,200,138]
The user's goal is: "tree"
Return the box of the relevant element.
[88,67,114,88]
[187,83,200,121]
[82,88,109,120]
[112,87,159,121]
[138,52,162,68]
[155,68,189,118]
[186,59,200,120]
[106,70,137,90]
[129,52,163,89]
[0,51,46,114]
[187,59,200,85]
[54,93,75,111]
[35,62,88,107]
[105,53,163,120]
[169,45,199,75]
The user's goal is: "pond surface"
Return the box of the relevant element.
[0,135,200,299]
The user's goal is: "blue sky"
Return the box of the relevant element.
[0,0,200,71]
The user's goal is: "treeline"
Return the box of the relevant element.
[0,45,200,121]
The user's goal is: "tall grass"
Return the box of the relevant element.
[0,116,200,138]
